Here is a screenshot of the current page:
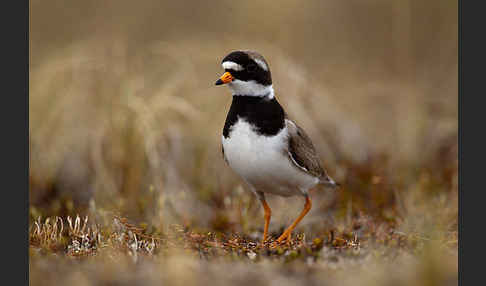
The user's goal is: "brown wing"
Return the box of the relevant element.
[285,119,326,179]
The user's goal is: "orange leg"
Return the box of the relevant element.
[276,196,312,243]
[260,198,272,243]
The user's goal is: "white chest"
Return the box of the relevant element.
[222,118,318,196]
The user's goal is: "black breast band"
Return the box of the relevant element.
[223,95,285,138]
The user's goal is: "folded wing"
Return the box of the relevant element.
[285,119,327,180]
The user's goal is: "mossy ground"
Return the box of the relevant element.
[30,1,457,284]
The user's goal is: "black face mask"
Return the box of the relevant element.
[222,51,272,86]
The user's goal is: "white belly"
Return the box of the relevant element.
[222,119,319,196]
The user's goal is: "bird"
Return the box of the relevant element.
[215,50,339,245]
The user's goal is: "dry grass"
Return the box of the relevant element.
[30,0,457,285]
[30,204,457,286]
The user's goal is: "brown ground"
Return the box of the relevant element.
[30,1,457,285]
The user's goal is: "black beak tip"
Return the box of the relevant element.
[215,79,224,85]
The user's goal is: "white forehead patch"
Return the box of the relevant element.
[253,58,268,71]
[222,61,244,71]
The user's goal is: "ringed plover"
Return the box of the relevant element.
[215,50,339,244]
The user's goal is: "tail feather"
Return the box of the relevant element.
[319,174,340,189]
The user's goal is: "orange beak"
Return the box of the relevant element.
[215,71,234,85]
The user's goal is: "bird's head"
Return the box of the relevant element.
[215,50,274,98]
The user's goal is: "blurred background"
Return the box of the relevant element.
[30,0,457,255]
[30,0,457,285]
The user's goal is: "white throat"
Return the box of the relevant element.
[229,80,274,98]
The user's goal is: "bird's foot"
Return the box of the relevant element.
[260,236,272,248]
[269,231,293,248]
[276,230,292,243]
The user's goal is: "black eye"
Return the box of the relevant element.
[247,63,257,72]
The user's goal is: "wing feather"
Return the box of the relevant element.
[285,119,326,179]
